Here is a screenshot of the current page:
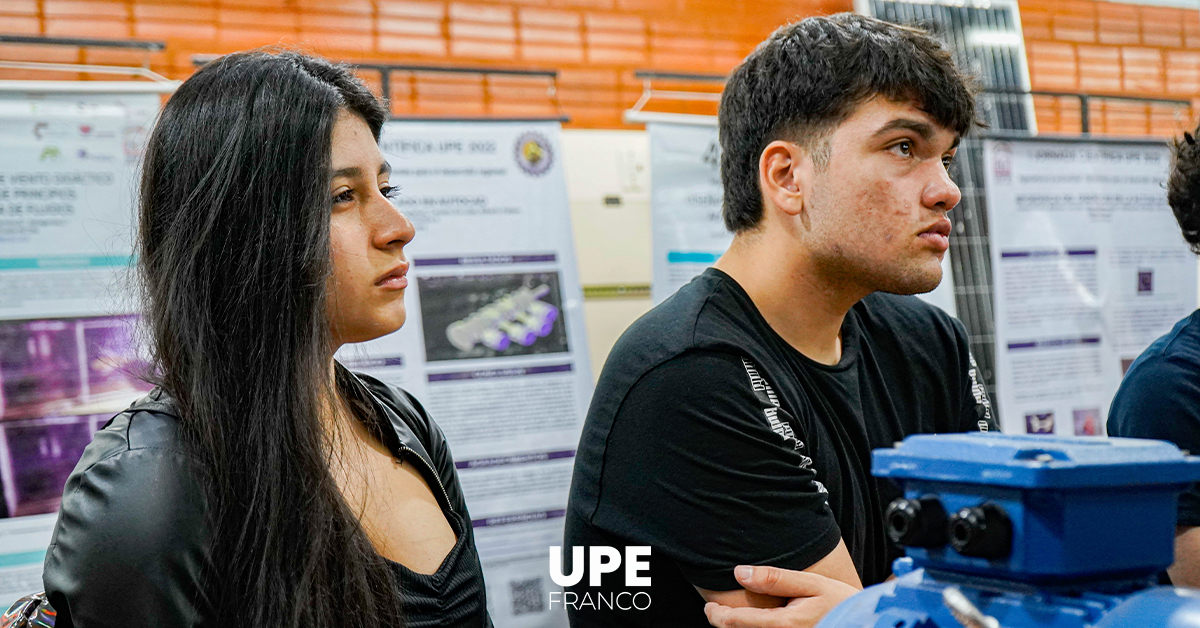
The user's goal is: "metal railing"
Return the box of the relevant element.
[0,34,176,92]
[193,56,565,121]
[981,89,1193,135]
[0,34,165,52]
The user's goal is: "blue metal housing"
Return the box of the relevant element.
[821,563,1200,628]
[872,433,1200,583]
[817,433,1200,628]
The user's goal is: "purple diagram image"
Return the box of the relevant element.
[446,284,560,353]
[0,319,83,420]
[418,271,569,362]
[1,414,104,517]
[83,317,151,399]
[0,315,150,421]
[0,315,150,517]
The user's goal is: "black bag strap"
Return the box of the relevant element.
[0,592,55,628]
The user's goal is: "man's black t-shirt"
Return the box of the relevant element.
[564,268,995,627]
[1109,309,1200,530]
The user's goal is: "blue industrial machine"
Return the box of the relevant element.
[819,433,1200,628]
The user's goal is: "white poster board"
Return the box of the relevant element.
[984,138,1197,436]
[0,91,157,319]
[0,87,160,606]
[648,121,729,304]
[339,120,588,628]
[647,120,956,314]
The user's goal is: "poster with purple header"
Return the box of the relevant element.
[0,88,159,605]
[984,138,1197,435]
[336,120,589,628]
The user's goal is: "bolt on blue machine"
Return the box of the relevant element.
[818,433,1200,628]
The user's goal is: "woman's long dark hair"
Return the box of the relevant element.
[137,51,402,626]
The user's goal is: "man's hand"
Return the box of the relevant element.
[1169,526,1200,588]
[704,565,861,628]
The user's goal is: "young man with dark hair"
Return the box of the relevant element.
[564,13,997,628]
[1108,123,1200,589]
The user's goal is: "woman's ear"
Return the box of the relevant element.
[758,140,814,220]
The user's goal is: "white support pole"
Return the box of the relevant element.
[0,61,179,94]
[623,110,717,127]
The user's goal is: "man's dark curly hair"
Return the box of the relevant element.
[1168,125,1200,254]
[718,13,978,233]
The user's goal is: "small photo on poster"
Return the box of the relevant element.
[1025,411,1055,434]
[1121,357,1137,376]
[418,272,568,362]
[1072,408,1101,436]
[1137,268,1154,295]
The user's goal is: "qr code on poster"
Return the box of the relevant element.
[509,577,546,616]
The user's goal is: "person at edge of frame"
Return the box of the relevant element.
[1108,120,1200,590]
[563,13,998,628]
[39,51,491,628]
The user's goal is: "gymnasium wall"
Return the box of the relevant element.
[1020,0,1199,136]
[2,0,1196,134]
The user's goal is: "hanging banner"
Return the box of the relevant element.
[984,138,1197,436]
[339,120,589,628]
[0,88,160,605]
[648,121,729,304]
[646,120,957,313]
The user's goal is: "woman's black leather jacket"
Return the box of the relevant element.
[41,369,490,628]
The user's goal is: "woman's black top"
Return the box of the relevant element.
[41,367,491,628]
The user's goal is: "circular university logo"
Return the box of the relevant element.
[514,131,554,176]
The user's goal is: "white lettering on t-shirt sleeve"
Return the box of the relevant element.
[967,353,994,431]
[741,357,827,494]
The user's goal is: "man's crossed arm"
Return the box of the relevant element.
[698,539,863,628]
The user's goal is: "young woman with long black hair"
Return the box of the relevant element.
[40,51,490,627]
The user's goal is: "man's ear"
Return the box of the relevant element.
[758,140,813,220]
